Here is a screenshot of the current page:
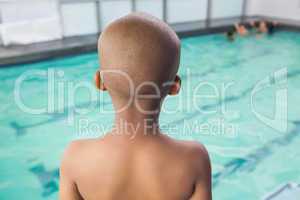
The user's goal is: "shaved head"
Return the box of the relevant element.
[97,13,181,111]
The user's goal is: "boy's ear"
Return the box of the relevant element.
[169,75,181,95]
[95,70,107,91]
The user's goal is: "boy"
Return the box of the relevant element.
[60,13,212,200]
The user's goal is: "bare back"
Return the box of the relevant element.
[60,12,211,200]
[60,134,211,200]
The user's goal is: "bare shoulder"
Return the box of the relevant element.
[176,139,211,175]
[62,139,95,159]
[60,139,101,175]
[181,140,209,160]
[163,135,210,165]
[162,135,209,160]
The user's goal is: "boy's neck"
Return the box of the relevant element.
[113,107,161,139]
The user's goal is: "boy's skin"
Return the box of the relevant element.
[60,13,212,200]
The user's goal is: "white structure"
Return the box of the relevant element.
[0,0,299,46]
[0,0,62,46]
[247,0,300,21]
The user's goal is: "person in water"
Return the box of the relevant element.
[226,28,237,42]
[60,12,212,200]
[252,20,278,36]
[266,21,278,35]
[249,20,260,33]
[234,23,248,36]
[258,21,268,33]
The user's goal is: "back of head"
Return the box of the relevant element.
[98,13,181,101]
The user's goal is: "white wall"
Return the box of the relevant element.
[101,0,131,30]
[0,0,62,46]
[246,0,259,16]
[167,0,207,23]
[136,0,163,20]
[61,2,98,37]
[1,0,300,46]
[212,0,244,18]
[0,9,3,45]
[247,0,300,21]
[0,0,59,23]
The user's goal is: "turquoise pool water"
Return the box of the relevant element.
[0,31,300,200]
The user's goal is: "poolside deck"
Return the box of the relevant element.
[0,34,99,67]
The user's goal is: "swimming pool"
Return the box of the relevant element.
[0,31,300,200]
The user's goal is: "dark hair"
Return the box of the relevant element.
[226,28,236,41]
[253,21,260,28]
[226,27,236,36]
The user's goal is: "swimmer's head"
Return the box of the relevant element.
[226,28,236,42]
[95,13,181,112]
